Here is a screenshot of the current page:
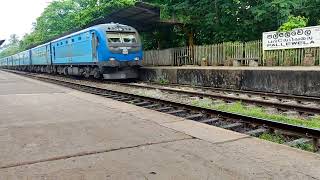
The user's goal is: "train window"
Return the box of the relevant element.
[107,33,121,43]
[72,39,75,42]
[57,43,59,46]
[66,40,68,44]
[106,32,137,44]
[78,37,81,41]
[123,33,137,43]
[60,42,63,45]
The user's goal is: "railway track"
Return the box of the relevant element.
[9,69,319,116]
[115,82,320,116]
[25,72,320,116]
[4,69,320,153]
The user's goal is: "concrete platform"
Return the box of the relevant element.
[0,70,320,179]
[140,66,320,97]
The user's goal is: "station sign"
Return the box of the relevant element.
[263,26,320,50]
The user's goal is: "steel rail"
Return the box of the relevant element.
[104,82,320,114]
[146,83,320,102]
[28,74,320,146]
[3,69,320,151]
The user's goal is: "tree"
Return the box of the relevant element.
[8,34,19,45]
[278,15,308,31]
[2,0,320,55]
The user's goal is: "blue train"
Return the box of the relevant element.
[0,23,143,79]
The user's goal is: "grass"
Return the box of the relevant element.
[259,133,286,144]
[259,132,314,152]
[293,143,314,152]
[131,90,317,152]
[191,98,320,130]
[191,98,319,152]
[157,77,169,85]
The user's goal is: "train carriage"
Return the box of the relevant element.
[52,30,96,64]
[30,43,51,72]
[0,23,143,79]
[0,58,6,67]
[19,50,31,66]
[51,28,99,76]
[17,50,31,71]
[51,23,143,79]
[7,56,13,67]
[12,54,19,67]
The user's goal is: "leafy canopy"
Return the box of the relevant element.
[2,0,320,55]
[278,16,308,32]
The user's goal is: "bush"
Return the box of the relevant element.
[278,16,308,32]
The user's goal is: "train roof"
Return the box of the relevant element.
[51,23,137,43]
[30,42,51,50]
[1,23,138,58]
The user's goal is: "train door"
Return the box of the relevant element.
[29,50,32,65]
[91,32,98,62]
[45,45,49,64]
[67,37,72,63]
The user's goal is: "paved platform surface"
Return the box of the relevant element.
[0,70,320,180]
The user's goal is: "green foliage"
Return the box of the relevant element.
[259,133,286,144]
[191,99,320,129]
[278,16,308,32]
[0,34,20,58]
[2,0,320,56]
[157,76,169,85]
[0,0,135,58]
[145,0,320,47]
[259,133,314,152]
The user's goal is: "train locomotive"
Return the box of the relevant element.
[0,23,143,79]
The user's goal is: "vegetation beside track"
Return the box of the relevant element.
[191,98,318,151]
[259,133,314,152]
[13,71,319,152]
[191,98,320,130]
[134,86,320,130]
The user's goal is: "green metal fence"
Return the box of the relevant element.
[143,40,320,66]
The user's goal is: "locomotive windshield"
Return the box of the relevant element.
[107,32,137,44]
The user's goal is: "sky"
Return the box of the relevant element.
[0,0,52,41]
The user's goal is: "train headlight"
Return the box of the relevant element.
[134,57,140,61]
[109,58,116,61]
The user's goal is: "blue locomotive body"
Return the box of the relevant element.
[0,23,143,79]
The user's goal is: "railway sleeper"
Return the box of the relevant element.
[221,123,244,130]
[185,114,204,121]
[199,118,220,124]
[128,99,141,103]
[245,128,268,137]
[142,104,160,109]
[112,96,127,100]
[117,97,133,101]
[167,109,187,115]
[103,94,119,98]
[11,71,320,153]
[134,101,151,106]
[155,106,174,112]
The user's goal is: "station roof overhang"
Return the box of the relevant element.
[28,2,183,49]
[89,2,183,32]
[0,40,4,47]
